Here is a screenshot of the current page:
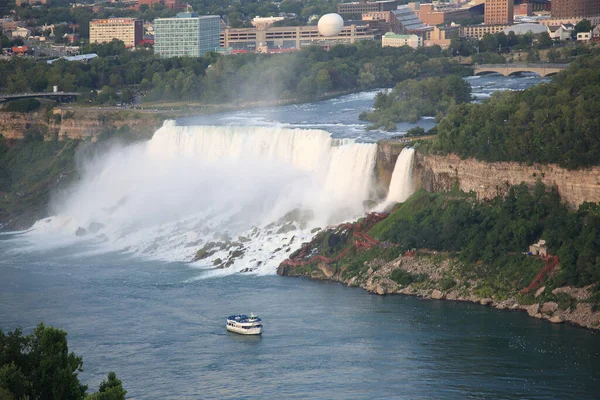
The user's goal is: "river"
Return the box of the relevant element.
[3,74,599,399]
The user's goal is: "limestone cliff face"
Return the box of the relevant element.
[374,140,406,197]
[414,153,600,207]
[0,111,57,139]
[0,109,164,141]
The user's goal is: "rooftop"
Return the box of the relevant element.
[383,32,416,38]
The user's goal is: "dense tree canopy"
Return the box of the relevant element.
[370,183,600,288]
[427,50,600,169]
[0,323,87,399]
[359,75,472,130]
[0,41,467,105]
[0,323,126,400]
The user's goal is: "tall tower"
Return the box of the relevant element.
[484,0,514,25]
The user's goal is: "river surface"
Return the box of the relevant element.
[3,74,598,399]
[179,74,548,141]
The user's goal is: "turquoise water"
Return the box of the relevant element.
[1,240,599,399]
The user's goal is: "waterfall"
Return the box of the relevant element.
[25,121,379,275]
[385,147,415,205]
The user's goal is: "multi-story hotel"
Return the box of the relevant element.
[154,12,220,58]
[89,18,143,47]
[484,0,514,25]
[550,0,600,19]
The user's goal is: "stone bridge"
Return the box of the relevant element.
[473,63,569,77]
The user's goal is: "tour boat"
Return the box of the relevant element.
[226,313,262,335]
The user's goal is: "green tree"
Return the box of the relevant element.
[315,69,332,93]
[0,323,87,400]
[86,372,127,400]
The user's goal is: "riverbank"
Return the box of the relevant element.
[278,252,600,331]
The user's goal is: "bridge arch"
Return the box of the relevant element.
[473,64,568,78]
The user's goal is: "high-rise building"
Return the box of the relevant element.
[551,0,600,19]
[484,0,514,25]
[154,13,220,58]
[90,18,143,47]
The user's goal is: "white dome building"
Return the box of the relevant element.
[318,13,344,37]
[503,23,549,35]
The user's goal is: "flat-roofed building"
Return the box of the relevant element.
[415,3,473,25]
[337,0,398,14]
[424,25,459,48]
[551,0,600,19]
[484,0,514,25]
[221,23,374,52]
[90,18,143,47]
[391,6,429,33]
[154,12,220,58]
[460,23,509,38]
[382,32,422,48]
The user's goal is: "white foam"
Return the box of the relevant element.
[20,122,379,275]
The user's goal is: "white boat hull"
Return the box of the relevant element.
[226,325,262,335]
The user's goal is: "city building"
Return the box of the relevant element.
[424,25,459,48]
[381,32,421,48]
[460,24,509,38]
[390,6,429,34]
[221,23,374,53]
[411,3,473,25]
[514,2,533,16]
[136,0,183,11]
[361,12,392,34]
[63,33,79,43]
[548,23,574,40]
[502,22,548,34]
[577,31,592,40]
[90,18,143,47]
[11,27,31,38]
[484,0,514,25]
[550,0,600,19]
[154,13,220,58]
[337,0,398,15]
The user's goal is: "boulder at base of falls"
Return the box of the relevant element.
[75,227,87,237]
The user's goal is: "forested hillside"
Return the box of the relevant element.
[427,50,600,169]
[370,185,600,290]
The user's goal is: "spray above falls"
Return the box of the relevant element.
[23,122,386,274]
[20,122,418,275]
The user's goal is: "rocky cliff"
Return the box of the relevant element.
[373,140,600,208]
[279,254,600,331]
[374,140,406,198]
[0,108,166,141]
[414,153,600,207]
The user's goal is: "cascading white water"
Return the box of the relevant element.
[383,147,415,206]
[24,121,379,276]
